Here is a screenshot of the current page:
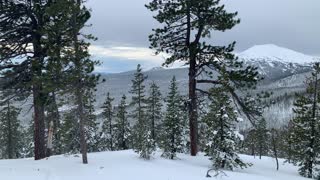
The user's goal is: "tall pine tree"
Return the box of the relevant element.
[114,95,131,150]
[204,88,248,170]
[256,118,269,159]
[130,64,155,159]
[0,100,23,159]
[146,0,260,156]
[160,76,184,159]
[146,81,163,143]
[101,92,115,151]
[289,63,320,178]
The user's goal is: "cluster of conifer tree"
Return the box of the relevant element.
[0,0,98,164]
[95,64,254,172]
[237,63,320,179]
[2,1,317,179]
[0,0,264,171]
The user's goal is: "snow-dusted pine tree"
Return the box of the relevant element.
[101,92,115,151]
[0,100,23,159]
[290,95,319,178]
[160,76,184,159]
[114,95,131,150]
[146,81,163,143]
[130,64,155,159]
[256,118,269,159]
[146,0,261,157]
[289,63,320,178]
[60,91,99,154]
[204,88,248,170]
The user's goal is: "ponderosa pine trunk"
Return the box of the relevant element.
[31,0,47,161]
[76,88,88,164]
[32,37,46,160]
[33,84,46,160]
[73,0,88,164]
[189,59,198,156]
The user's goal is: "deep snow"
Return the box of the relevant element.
[0,150,309,180]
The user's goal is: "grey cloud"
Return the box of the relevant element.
[86,0,320,55]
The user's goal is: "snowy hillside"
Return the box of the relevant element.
[239,44,316,64]
[238,44,314,81]
[0,150,308,180]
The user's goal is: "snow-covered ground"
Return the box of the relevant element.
[0,150,308,180]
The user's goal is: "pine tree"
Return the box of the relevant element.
[243,129,257,157]
[114,95,131,150]
[101,92,115,151]
[256,118,269,159]
[0,0,55,160]
[204,88,248,170]
[21,121,35,158]
[130,64,155,159]
[289,63,320,178]
[160,76,184,159]
[270,128,280,170]
[0,100,23,159]
[0,0,98,161]
[45,92,62,156]
[63,0,99,164]
[146,81,163,143]
[60,108,80,154]
[60,91,99,154]
[84,90,100,153]
[146,0,260,156]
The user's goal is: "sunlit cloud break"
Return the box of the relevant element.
[89,45,186,73]
[89,45,166,63]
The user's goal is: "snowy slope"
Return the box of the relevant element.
[0,150,308,180]
[239,44,316,64]
[238,44,314,81]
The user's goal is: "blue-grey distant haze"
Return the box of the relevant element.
[85,0,320,73]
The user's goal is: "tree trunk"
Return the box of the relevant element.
[33,84,46,160]
[271,130,279,171]
[251,143,255,157]
[76,89,88,164]
[46,121,54,157]
[259,145,262,159]
[151,102,155,142]
[72,0,88,164]
[7,100,12,159]
[32,1,46,160]
[109,110,113,151]
[189,56,198,156]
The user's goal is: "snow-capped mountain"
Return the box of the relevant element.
[238,44,315,82]
[239,44,316,64]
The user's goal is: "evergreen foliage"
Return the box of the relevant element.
[289,63,320,178]
[130,64,155,159]
[146,0,261,156]
[101,92,115,151]
[146,82,163,143]
[114,95,131,150]
[0,101,23,159]
[160,77,184,159]
[256,118,269,159]
[204,88,248,170]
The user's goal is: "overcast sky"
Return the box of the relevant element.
[85,0,320,73]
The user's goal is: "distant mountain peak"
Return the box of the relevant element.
[239,44,316,64]
[147,66,165,72]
